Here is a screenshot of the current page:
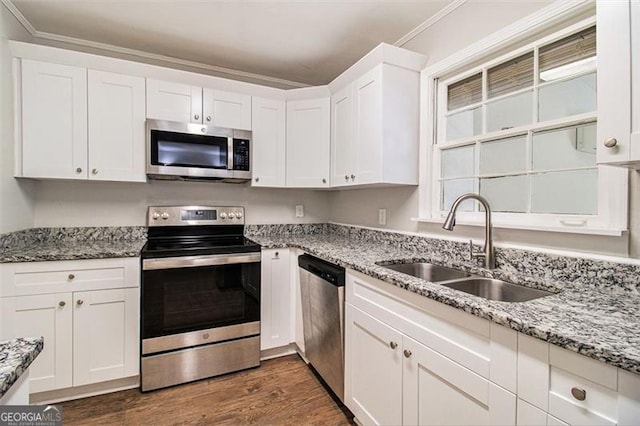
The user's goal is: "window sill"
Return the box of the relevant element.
[411,217,625,236]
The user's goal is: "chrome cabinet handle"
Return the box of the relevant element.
[274,251,279,258]
[194,114,200,120]
[92,169,98,175]
[58,301,66,308]
[571,387,586,401]
[604,137,617,148]
[389,341,398,349]
[255,177,260,182]
[322,178,327,184]
[76,167,82,173]
[206,116,212,122]
[350,174,355,180]
[68,274,75,280]
[345,175,349,181]
[403,349,412,358]
[76,299,84,306]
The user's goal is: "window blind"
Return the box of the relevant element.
[539,26,596,73]
[487,52,534,99]
[447,73,482,111]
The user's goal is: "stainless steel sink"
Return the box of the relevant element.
[379,262,471,283]
[441,278,553,302]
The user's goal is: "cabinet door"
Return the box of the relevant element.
[596,0,635,165]
[251,97,286,187]
[353,65,383,184]
[286,97,330,187]
[88,70,146,182]
[260,249,291,350]
[146,79,202,123]
[345,304,402,426]
[403,335,516,426]
[1,294,73,393]
[203,89,252,130]
[331,86,355,187]
[21,59,87,179]
[73,288,139,386]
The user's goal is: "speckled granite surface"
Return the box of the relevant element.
[249,226,640,375]
[0,337,44,399]
[0,227,147,263]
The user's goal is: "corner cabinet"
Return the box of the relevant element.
[286,96,331,188]
[331,64,420,187]
[146,78,252,130]
[0,258,140,395]
[17,59,146,182]
[251,97,286,187]
[345,270,517,426]
[596,0,640,167]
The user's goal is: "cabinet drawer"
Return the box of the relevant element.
[1,258,140,296]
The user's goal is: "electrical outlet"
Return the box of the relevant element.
[378,208,387,225]
[295,205,304,218]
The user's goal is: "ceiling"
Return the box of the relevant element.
[7,0,453,87]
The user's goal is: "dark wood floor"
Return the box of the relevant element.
[61,355,354,425]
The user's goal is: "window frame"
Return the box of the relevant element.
[418,5,628,236]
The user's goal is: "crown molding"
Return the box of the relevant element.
[394,0,468,47]
[1,0,309,89]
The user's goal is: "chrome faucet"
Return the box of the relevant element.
[442,193,495,269]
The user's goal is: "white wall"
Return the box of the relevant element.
[34,180,330,227]
[0,4,36,233]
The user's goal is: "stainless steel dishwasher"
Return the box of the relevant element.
[298,254,346,402]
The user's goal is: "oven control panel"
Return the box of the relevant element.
[147,206,245,226]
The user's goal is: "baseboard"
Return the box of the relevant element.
[30,376,139,404]
[260,343,297,360]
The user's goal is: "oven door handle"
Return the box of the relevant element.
[143,252,261,270]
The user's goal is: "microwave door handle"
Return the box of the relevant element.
[142,252,260,270]
[227,137,234,170]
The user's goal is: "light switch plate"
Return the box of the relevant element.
[296,205,304,218]
[378,208,387,225]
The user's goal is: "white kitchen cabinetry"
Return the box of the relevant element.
[260,249,292,351]
[286,96,331,188]
[331,64,420,187]
[88,70,146,182]
[147,79,252,129]
[18,60,146,182]
[251,97,286,187]
[517,334,640,426]
[597,0,640,167]
[345,270,517,426]
[20,59,87,179]
[0,258,140,394]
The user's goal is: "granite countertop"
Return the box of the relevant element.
[0,337,44,399]
[248,232,640,375]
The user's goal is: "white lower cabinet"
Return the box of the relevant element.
[0,258,140,395]
[345,270,517,426]
[260,249,292,351]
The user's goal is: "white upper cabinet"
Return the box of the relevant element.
[147,79,252,129]
[88,70,146,182]
[252,97,286,187]
[20,59,88,179]
[286,96,330,188]
[597,0,640,167]
[329,46,425,187]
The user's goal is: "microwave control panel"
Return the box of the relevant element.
[233,139,250,171]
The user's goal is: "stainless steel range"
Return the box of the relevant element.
[140,206,261,392]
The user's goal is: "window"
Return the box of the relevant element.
[423,16,626,234]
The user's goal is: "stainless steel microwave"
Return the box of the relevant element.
[146,119,251,182]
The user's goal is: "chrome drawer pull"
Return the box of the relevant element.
[571,387,586,401]
[389,341,398,349]
[403,349,412,358]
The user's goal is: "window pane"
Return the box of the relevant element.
[480,175,528,213]
[531,169,597,214]
[442,179,475,211]
[532,123,597,171]
[488,52,534,98]
[538,73,596,122]
[480,136,527,175]
[539,26,596,77]
[448,73,482,111]
[441,145,475,178]
[446,107,482,141]
[486,90,533,132]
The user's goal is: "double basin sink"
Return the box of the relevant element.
[379,262,553,302]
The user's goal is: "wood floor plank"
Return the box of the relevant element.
[62,355,353,425]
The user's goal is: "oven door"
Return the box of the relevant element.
[141,252,260,355]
